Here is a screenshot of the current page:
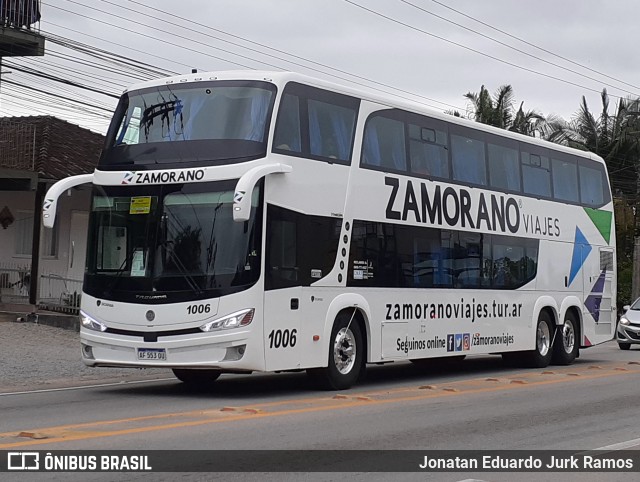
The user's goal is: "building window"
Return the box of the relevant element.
[14,211,33,256]
[13,210,58,257]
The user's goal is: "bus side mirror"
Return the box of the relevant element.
[43,174,94,228]
[233,163,292,222]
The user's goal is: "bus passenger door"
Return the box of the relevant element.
[263,209,303,371]
[582,247,615,343]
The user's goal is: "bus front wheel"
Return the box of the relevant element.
[172,368,221,385]
[308,312,364,390]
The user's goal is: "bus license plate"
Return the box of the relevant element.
[137,348,167,361]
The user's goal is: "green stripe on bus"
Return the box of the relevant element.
[584,208,612,244]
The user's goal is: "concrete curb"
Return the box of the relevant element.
[0,311,79,331]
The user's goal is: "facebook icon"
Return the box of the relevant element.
[447,334,455,352]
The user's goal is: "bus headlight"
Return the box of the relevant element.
[620,317,630,326]
[200,309,254,332]
[80,311,107,332]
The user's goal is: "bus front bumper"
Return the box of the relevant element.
[80,327,263,371]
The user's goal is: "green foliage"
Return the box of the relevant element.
[615,199,635,309]
[618,259,633,309]
[463,84,546,136]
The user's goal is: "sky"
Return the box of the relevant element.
[1,0,639,135]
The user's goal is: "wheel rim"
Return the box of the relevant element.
[562,321,575,354]
[333,327,356,375]
[537,320,551,356]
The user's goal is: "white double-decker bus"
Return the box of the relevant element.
[43,71,616,389]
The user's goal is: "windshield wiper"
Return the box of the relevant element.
[159,240,203,295]
[103,251,135,295]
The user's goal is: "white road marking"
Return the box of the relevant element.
[0,378,175,396]
[591,437,640,451]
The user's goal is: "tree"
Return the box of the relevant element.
[464,84,546,136]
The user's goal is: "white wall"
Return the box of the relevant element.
[0,185,91,279]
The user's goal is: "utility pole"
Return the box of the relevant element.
[0,57,11,111]
[633,165,640,302]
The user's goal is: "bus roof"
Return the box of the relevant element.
[123,70,605,166]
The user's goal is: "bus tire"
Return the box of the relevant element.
[172,368,221,385]
[524,311,554,368]
[618,342,631,351]
[308,312,364,390]
[552,312,579,365]
[503,311,553,368]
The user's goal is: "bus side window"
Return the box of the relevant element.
[451,133,487,186]
[488,141,520,191]
[308,100,356,161]
[408,124,449,179]
[266,215,298,288]
[265,205,341,290]
[521,151,552,198]
[273,82,359,164]
[453,232,484,288]
[273,94,302,153]
[579,162,605,206]
[362,116,406,171]
[552,157,579,202]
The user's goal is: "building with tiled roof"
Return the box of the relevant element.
[0,116,104,311]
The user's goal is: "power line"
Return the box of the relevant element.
[3,61,120,98]
[48,0,468,112]
[1,78,115,113]
[14,57,129,90]
[398,0,640,97]
[43,1,261,70]
[429,0,640,92]
[341,0,630,100]
[44,30,178,78]
[114,0,465,111]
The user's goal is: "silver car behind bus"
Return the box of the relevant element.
[617,298,640,350]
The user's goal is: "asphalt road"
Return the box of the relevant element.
[1,325,640,482]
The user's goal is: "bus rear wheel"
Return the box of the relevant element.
[502,311,553,368]
[308,312,364,390]
[172,368,221,385]
[552,312,579,365]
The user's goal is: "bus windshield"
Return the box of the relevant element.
[100,80,277,167]
[83,180,263,303]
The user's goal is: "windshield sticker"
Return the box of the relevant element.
[130,249,146,277]
[130,196,152,215]
[353,260,373,280]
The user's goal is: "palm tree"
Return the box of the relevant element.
[541,89,640,197]
[464,84,546,136]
